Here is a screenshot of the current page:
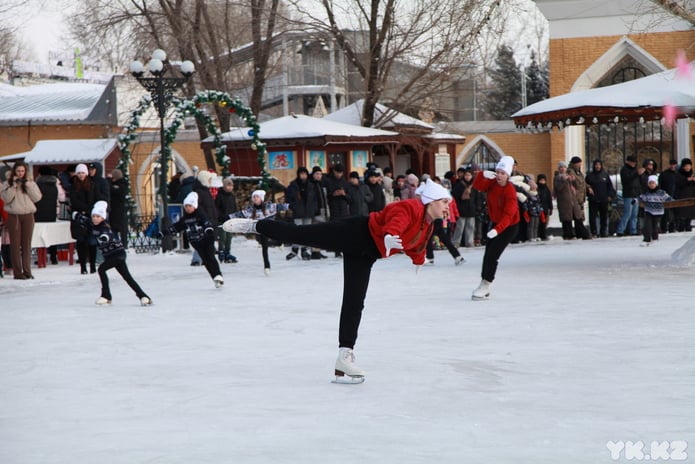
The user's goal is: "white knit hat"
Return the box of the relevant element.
[495,156,514,176]
[252,189,266,201]
[91,200,108,219]
[418,179,450,205]
[647,175,658,184]
[183,191,199,208]
[75,164,89,175]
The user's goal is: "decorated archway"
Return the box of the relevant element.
[118,90,270,219]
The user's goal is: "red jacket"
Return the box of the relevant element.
[368,198,433,265]
[473,171,519,234]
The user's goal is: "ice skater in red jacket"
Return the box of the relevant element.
[223,179,451,382]
[471,155,520,300]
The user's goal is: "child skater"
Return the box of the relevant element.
[166,192,224,288]
[639,175,672,246]
[471,156,520,300]
[73,201,152,306]
[223,179,451,383]
[232,189,289,276]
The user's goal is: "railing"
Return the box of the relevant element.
[128,214,162,254]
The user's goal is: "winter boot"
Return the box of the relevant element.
[224,254,238,263]
[471,279,491,300]
[335,347,365,377]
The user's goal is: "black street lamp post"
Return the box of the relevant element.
[130,49,194,251]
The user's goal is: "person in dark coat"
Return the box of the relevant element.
[674,158,695,231]
[615,155,644,236]
[175,173,196,251]
[69,163,98,274]
[365,170,386,212]
[659,159,679,233]
[325,164,351,257]
[324,164,351,220]
[214,177,238,263]
[346,171,373,217]
[109,169,129,249]
[536,174,553,240]
[451,169,476,247]
[585,159,616,237]
[34,166,60,264]
[190,170,219,266]
[88,162,110,204]
[284,167,316,260]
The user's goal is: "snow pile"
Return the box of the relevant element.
[671,235,695,266]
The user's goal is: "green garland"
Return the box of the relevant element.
[118,90,270,221]
[117,95,151,228]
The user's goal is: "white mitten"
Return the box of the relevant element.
[487,229,498,239]
[384,234,403,257]
[516,192,528,203]
[483,171,496,179]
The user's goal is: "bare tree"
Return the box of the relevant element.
[650,0,695,25]
[67,0,289,168]
[0,0,49,65]
[286,0,502,127]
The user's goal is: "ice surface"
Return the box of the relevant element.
[1,232,694,463]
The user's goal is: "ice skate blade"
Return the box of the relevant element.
[332,371,365,384]
[471,295,489,301]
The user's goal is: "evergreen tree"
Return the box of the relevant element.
[525,51,549,106]
[483,44,522,120]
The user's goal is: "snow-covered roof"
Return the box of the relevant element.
[323,99,434,131]
[0,139,120,165]
[207,114,399,142]
[425,132,466,141]
[0,80,116,126]
[512,63,695,126]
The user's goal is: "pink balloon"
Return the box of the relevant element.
[675,49,692,80]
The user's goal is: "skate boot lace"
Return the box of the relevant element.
[342,349,355,364]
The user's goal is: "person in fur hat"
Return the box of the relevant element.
[72,201,151,306]
[223,178,451,381]
[165,192,224,288]
[470,156,520,300]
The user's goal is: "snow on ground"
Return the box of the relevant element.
[1,232,694,464]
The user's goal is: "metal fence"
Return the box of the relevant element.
[129,214,162,254]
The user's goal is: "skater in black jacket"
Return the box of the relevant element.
[165,192,224,288]
[73,201,151,306]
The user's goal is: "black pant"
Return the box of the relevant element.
[192,237,222,279]
[481,223,518,283]
[660,209,676,233]
[642,212,661,242]
[257,217,381,348]
[76,241,97,273]
[98,252,148,300]
[256,235,270,269]
[426,218,460,260]
[588,201,609,236]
